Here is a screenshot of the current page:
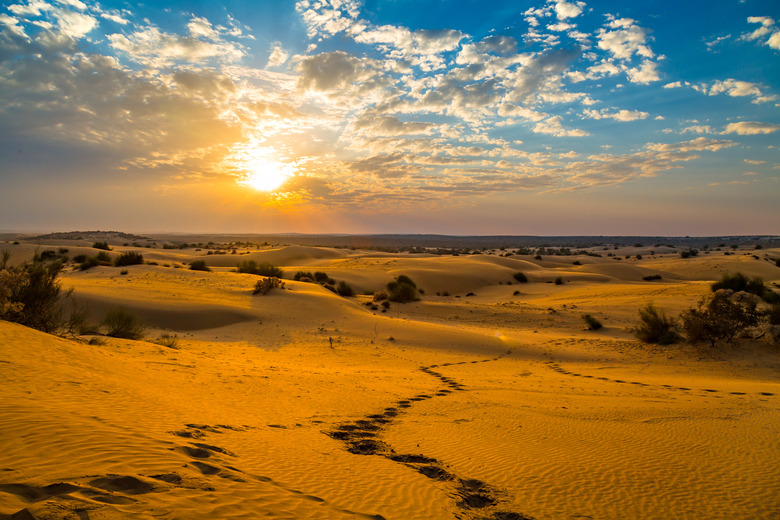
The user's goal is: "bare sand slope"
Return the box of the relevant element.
[1,245,779,519]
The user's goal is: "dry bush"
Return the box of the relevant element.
[634,304,679,345]
[253,277,285,295]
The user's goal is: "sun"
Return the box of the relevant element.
[242,159,294,192]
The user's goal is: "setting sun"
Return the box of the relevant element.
[242,159,294,192]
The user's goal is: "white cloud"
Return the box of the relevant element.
[744,159,766,165]
[109,25,244,67]
[742,16,780,50]
[597,18,654,60]
[680,125,713,134]
[267,44,289,67]
[625,60,659,84]
[188,16,219,40]
[296,51,379,92]
[100,12,129,25]
[0,13,28,37]
[646,137,736,153]
[722,121,780,135]
[52,7,96,38]
[533,115,589,137]
[584,108,649,121]
[549,0,585,20]
[706,78,777,104]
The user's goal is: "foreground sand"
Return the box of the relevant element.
[1,243,779,519]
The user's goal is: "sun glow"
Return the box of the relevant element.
[243,158,294,192]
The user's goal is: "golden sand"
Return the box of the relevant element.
[1,243,778,519]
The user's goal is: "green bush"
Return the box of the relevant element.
[711,272,777,303]
[313,271,331,284]
[634,304,679,345]
[0,256,66,333]
[92,241,110,251]
[73,254,87,263]
[102,307,145,340]
[513,272,528,283]
[79,257,100,270]
[294,270,314,281]
[582,314,602,330]
[114,252,143,267]
[387,275,418,303]
[237,260,283,278]
[642,275,662,281]
[190,260,210,272]
[96,251,111,264]
[554,277,563,285]
[680,292,760,347]
[336,281,354,297]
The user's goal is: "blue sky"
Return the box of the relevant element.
[0,0,778,234]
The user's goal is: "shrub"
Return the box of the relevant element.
[572,260,582,266]
[0,257,66,333]
[120,269,128,275]
[237,260,283,278]
[294,270,314,281]
[73,254,87,263]
[387,275,418,303]
[92,241,110,251]
[680,249,698,259]
[190,260,210,272]
[680,292,761,347]
[554,277,563,285]
[96,251,111,264]
[155,334,179,349]
[711,272,777,303]
[373,291,388,301]
[775,258,780,268]
[513,272,528,283]
[635,304,679,345]
[336,281,354,297]
[114,252,143,267]
[252,277,285,295]
[313,271,331,284]
[79,257,100,270]
[582,314,602,330]
[534,255,542,260]
[642,275,662,281]
[102,307,145,340]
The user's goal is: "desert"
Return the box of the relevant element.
[1,234,778,520]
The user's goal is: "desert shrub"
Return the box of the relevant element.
[73,254,87,263]
[155,334,179,349]
[120,269,128,275]
[58,248,69,254]
[190,260,210,271]
[513,290,520,296]
[642,275,662,281]
[96,251,111,264]
[680,249,698,258]
[0,257,67,333]
[680,292,761,347]
[39,250,58,261]
[252,277,285,295]
[313,271,332,284]
[373,291,388,301]
[114,252,143,267]
[294,270,314,281]
[582,314,602,330]
[102,307,145,340]
[237,260,283,278]
[534,255,542,260]
[336,281,354,297]
[775,258,780,268]
[572,260,582,266]
[381,300,390,309]
[387,275,418,303]
[711,272,777,302]
[554,277,564,285]
[323,283,336,293]
[635,304,679,345]
[92,241,110,251]
[513,272,528,283]
[79,257,100,270]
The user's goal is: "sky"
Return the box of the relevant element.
[0,0,778,235]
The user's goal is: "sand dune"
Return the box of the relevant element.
[1,242,779,519]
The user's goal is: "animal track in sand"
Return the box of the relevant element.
[545,361,777,397]
[325,355,536,520]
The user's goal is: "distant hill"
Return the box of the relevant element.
[31,230,151,242]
